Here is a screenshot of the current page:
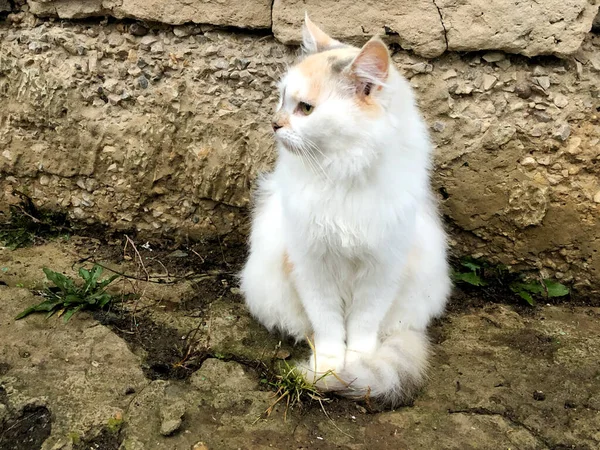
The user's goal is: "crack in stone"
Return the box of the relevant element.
[448,407,554,448]
[432,0,449,52]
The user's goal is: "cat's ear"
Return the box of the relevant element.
[302,13,340,54]
[349,37,390,94]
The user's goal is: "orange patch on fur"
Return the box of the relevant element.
[282,251,294,275]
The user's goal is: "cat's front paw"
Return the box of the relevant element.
[297,352,345,389]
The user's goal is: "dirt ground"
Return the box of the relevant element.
[1,234,599,450]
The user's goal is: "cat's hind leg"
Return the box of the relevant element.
[240,179,311,341]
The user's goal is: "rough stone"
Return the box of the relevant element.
[159,398,185,436]
[272,0,600,58]
[28,0,272,28]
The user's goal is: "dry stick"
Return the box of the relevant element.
[123,236,151,330]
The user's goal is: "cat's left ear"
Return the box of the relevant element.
[348,37,390,94]
[302,13,342,54]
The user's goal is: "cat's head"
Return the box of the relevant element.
[273,15,398,170]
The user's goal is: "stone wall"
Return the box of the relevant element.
[1,1,600,293]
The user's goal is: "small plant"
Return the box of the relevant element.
[15,265,120,322]
[451,259,487,287]
[452,257,570,306]
[262,360,330,420]
[509,278,569,306]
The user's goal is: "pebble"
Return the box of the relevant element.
[129,23,148,37]
[482,74,497,91]
[432,121,446,132]
[139,35,157,50]
[192,443,209,450]
[553,123,571,142]
[515,82,532,99]
[137,75,149,89]
[103,78,119,93]
[553,93,569,108]
[408,62,433,74]
[482,52,505,63]
[173,25,192,37]
[441,69,457,80]
[159,400,186,436]
[520,156,537,167]
[534,76,550,90]
[533,390,546,401]
[150,41,164,53]
[496,59,511,70]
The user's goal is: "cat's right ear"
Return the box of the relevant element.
[302,13,340,54]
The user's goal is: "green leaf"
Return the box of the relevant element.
[79,267,91,282]
[15,306,38,320]
[510,281,543,295]
[63,294,83,305]
[543,279,569,298]
[516,290,535,306]
[89,265,103,286]
[461,261,481,272]
[43,268,75,292]
[62,305,83,322]
[453,271,487,286]
[98,274,119,290]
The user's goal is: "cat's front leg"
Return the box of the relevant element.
[345,265,401,364]
[291,259,346,378]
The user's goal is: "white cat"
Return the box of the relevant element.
[240,15,451,406]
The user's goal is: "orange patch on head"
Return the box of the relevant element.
[282,251,294,276]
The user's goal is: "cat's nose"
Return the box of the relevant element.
[272,121,283,132]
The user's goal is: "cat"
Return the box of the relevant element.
[240,14,451,407]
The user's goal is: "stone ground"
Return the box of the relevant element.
[0,234,599,450]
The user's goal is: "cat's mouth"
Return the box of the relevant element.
[274,130,302,155]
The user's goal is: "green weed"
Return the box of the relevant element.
[452,257,570,306]
[15,265,121,322]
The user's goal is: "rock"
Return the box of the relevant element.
[173,25,193,37]
[515,82,532,99]
[272,0,598,58]
[150,41,164,53]
[159,400,186,436]
[534,76,551,90]
[482,124,516,149]
[129,23,148,36]
[482,52,505,63]
[432,121,446,132]
[139,35,157,50]
[594,192,600,204]
[408,62,433,74]
[28,0,272,28]
[103,78,120,93]
[553,123,571,141]
[553,93,569,108]
[533,390,546,401]
[192,443,209,450]
[441,69,458,80]
[0,0,11,12]
[482,74,497,91]
[137,75,148,89]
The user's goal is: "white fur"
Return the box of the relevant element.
[240,24,451,407]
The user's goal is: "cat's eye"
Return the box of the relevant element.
[297,102,314,115]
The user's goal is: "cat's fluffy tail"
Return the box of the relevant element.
[316,329,429,407]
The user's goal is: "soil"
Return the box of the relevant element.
[1,233,599,450]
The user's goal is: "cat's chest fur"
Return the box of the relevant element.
[280,177,413,257]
